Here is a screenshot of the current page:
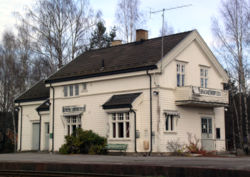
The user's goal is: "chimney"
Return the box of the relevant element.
[111,40,122,46]
[136,29,148,41]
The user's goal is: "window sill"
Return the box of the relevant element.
[163,131,177,134]
[108,138,131,141]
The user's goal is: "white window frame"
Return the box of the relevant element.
[110,112,130,139]
[177,63,185,87]
[63,84,80,97]
[200,67,208,88]
[65,115,81,135]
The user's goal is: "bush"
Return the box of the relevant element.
[59,128,107,154]
[186,132,206,154]
[166,139,185,156]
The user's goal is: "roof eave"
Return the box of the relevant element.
[45,65,157,84]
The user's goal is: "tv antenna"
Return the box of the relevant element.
[150,4,192,72]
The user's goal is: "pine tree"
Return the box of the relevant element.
[87,21,116,50]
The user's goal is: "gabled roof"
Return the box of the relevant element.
[36,100,50,112]
[46,30,193,84]
[15,80,49,103]
[103,93,141,109]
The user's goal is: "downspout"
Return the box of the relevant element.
[18,103,23,151]
[50,84,55,153]
[37,111,41,151]
[146,70,153,155]
[130,108,137,153]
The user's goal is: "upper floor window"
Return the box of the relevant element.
[64,84,79,97]
[200,68,208,88]
[177,63,185,87]
[111,112,130,139]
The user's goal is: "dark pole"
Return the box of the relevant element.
[130,109,137,153]
[146,70,153,155]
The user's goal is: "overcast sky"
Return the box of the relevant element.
[0,0,222,46]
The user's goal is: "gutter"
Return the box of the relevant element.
[18,103,23,151]
[129,108,137,153]
[50,84,55,152]
[37,111,41,151]
[146,70,153,155]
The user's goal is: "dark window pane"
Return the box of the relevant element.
[177,74,180,87]
[72,125,76,136]
[166,116,169,131]
[69,85,73,96]
[113,123,116,138]
[182,74,185,86]
[202,118,207,133]
[47,124,50,134]
[118,122,124,138]
[64,86,68,97]
[67,125,70,136]
[170,116,173,131]
[216,128,221,139]
[75,84,79,96]
[126,122,130,137]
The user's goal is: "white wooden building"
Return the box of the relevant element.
[15,30,229,153]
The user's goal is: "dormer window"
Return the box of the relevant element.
[177,63,185,87]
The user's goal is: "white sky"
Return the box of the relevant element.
[0,0,222,46]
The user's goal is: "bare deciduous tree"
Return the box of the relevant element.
[17,0,100,70]
[115,0,144,43]
[212,0,250,150]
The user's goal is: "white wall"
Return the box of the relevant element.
[17,101,44,151]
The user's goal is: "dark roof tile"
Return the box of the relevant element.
[46,30,193,83]
[103,93,141,109]
[15,80,49,103]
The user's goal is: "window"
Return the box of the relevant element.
[63,84,80,97]
[165,115,175,131]
[177,63,185,87]
[64,86,68,97]
[200,68,208,88]
[75,84,79,96]
[216,128,221,139]
[65,115,81,136]
[82,83,87,91]
[69,85,73,96]
[111,112,130,138]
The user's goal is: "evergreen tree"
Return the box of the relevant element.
[87,21,116,50]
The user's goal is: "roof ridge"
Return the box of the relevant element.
[82,29,195,54]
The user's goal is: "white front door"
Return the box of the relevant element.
[201,117,214,151]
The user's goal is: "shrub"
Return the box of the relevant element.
[166,139,186,156]
[186,132,206,154]
[59,128,107,154]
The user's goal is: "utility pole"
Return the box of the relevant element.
[150,4,192,72]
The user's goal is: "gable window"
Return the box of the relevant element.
[65,115,81,136]
[200,68,208,88]
[177,63,185,87]
[111,112,130,138]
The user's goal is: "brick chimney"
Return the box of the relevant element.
[111,40,122,46]
[136,29,148,41]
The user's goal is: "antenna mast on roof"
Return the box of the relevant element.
[150,4,192,72]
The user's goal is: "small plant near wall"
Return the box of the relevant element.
[185,132,207,155]
[166,139,186,156]
[59,128,107,154]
